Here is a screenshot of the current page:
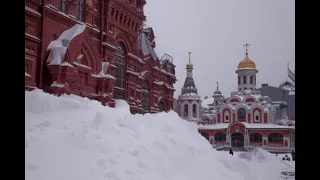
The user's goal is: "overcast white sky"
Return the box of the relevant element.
[144,0,295,98]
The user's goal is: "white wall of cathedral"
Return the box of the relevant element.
[237,69,258,91]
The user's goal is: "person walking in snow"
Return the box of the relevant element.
[229,149,233,156]
[291,150,295,161]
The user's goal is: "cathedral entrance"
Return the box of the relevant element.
[231,133,244,147]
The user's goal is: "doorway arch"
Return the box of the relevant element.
[231,133,244,147]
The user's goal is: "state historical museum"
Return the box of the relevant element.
[25,0,176,114]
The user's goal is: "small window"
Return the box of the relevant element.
[255,115,259,120]
[250,76,253,84]
[244,76,247,84]
[226,116,229,120]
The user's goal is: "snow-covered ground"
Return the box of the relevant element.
[25,90,295,180]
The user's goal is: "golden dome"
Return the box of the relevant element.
[237,55,256,70]
[186,62,193,69]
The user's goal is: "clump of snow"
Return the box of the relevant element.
[26,90,294,180]
[46,24,86,65]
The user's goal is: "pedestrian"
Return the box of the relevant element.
[229,148,233,156]
[291,149,295,161]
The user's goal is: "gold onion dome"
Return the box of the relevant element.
[186,52,193,69]
[237,42,256,70]
[237,55,256,70]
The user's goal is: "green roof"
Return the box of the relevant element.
[280,101,288,109]
[214,90,222,95]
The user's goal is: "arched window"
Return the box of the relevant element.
[141,82,149,111]
[268,133,283,143]
[214,132,226,142]
[192,104,197,117]
[58,0,68,14]
[250,133,262,142]
[238,76,241,85]
[201,132,209,141]
[113,43,126,99]
[184,104,188,117]
[237,108,246,121]
[254,111,260,122]
[76,0,85,21]
[224,111,230,122]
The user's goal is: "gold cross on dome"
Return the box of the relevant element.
[244,42,250,55]
[188,52,191,63]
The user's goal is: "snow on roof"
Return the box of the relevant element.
[275,119,295,126]
[288,91,295,96]
[199,122,294,130]
[242,122,294,129]
[137,32,158,60]
[46,24,86,65]
[202,97,214,109]
[233,95,245,102]
[25,6,41,16]
[199,123,229,130]
[60,62,75,68]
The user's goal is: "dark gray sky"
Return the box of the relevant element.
[144,0,295,98]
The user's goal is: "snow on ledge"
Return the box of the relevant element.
[25,6,41,16]
[50,81,65,88]
[25,72,31,77]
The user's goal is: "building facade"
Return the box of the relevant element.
[199,44,295,152]
[258,83,295,120]
[176,53,201,122]
[25,0,176,113]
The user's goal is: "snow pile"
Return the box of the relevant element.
[237,148,295,180]
[25,90,294,180]
[25,90,243,180]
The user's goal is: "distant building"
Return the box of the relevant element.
[198,44,295,152]
[257,83,295,120]
[176,53,202,122]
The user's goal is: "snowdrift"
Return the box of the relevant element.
[25,90,294,180]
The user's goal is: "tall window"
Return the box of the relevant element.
[58,0,68,14]
[268,133,283,143]
[184,104,188,117]
[238,76,241,85]
[237,108,246,121]
[250,76,253,84]
[250,133,262,142]
[113,43,126,99]
[214,132,226,142]
[141,82,149,111]
[76,0,85,21]
[244,76,247,84]
[192,104,197,117]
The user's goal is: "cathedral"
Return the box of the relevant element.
[25,0,176,114]
[177,44,295,152]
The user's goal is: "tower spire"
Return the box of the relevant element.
[282,90,285,102]
[216,82,219,90]
[188,52,191,63]
[244,42,250,56]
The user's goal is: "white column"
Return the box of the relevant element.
[284,137,290,147]
[262,136,268,147]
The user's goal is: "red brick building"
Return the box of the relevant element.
[25,0,176,113]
